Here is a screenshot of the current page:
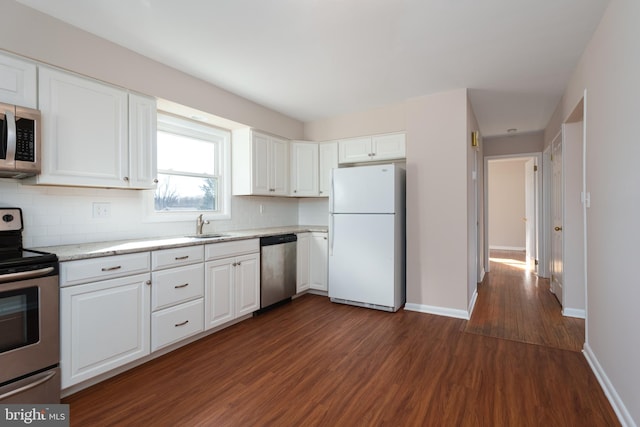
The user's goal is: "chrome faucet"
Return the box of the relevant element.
[196,214,210,235]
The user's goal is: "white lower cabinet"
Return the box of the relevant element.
[60,273,151,388]
[296,233,311,293]
[296,232,328,292]
[204,240,260,329]
[310,232,328,291]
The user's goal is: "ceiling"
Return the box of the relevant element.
[16,0,609,137]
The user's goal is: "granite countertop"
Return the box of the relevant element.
[34,225,328,262]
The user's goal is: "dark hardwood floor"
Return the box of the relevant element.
[63,259,618,426]
[464,250,585,351]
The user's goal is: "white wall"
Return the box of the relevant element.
[484,131,544,157]
[298,199,329,226]
[545,0,640,424]
[488,160,526,250]
[0,1,303,140]
[306,89,478,318]
[0,1,309,247]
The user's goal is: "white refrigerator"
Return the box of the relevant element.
[328,163,406,312]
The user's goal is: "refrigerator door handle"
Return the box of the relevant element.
[329,169,335,214]
[329,214,334,256]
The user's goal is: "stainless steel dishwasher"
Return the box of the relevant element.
[260,234,297,309]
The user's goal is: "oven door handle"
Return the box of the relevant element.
[0,370,57,402]
[0,266,55,283]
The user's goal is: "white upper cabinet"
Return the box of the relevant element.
[232,129,289,196]
[128,93,158,189]
[338,133,405,164]
[290,141,319,197]
[318,141,338,197]
[32,66,157,188]
[0,52,37,108]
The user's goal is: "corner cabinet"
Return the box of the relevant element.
[30,66,157,188]
[232,129,289,196]
[318,142,338,197]
[338,133,405,164]
[296,231,328,293]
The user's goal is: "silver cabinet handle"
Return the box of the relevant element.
[174,283,189,289]
[146,280,151,286]
[236,261,241,266]
[0,267,54,284]
[123,176,129,181]
[101,265,122,272]
[175,255,189,260]
[153,178,159,183]
[0,370,56,401]
[175,320,189,327]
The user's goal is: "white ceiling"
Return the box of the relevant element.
[17,0,609,137]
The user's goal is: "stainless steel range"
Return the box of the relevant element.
[0,208,60,403]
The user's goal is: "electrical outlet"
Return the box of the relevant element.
[93,202,111,218]
[259,204,265,214]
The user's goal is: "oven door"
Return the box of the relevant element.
[0,272,59,384]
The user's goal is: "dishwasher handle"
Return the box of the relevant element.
[260,234,297,246]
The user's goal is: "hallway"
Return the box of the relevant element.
[465,250,585,352]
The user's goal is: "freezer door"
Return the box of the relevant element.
[328,214,396,307]
[331,164,396,214]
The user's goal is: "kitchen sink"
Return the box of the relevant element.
[185,233,229,239]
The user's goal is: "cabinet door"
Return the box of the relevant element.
[0,52,37,108]
[310,233,328,291]
[38,67,129,187]
[205,258,235,329]
[60,273,151,388]
[290,142,319,197]
[235,253,260,317]
[252,132,271,195]
[128,93,158,189]
[338,137,372,164]
[319,142,338,197]
[296,233,311,293]
[372,133,406,161]
[270,136,289,195]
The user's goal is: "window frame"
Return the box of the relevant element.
[145,112,231,222]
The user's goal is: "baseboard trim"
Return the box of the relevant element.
[562,308,586,319]
[468,289,478,317]
[489,245,525,251]
[479,268,486,283]
[404,303,469,320]
[583,344,635,427]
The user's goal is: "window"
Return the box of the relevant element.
[152,113,230,219]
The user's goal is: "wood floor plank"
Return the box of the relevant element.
[64,274,617,426]
[464,250,585,351]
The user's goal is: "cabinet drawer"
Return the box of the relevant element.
[151,299,204,351]
[151,263,204,311]
[152,245,204,270]
[60,252,150,287]
[205,238,259,261]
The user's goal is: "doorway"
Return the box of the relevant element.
[484,153,542,275]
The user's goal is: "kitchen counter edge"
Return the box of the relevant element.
[34,225,328,262]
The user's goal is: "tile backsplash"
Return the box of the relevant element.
[0,180,301,248]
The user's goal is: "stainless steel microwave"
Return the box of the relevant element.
[0,102,41,178]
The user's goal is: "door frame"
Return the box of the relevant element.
[483,152,543,274]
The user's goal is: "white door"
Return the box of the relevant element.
[252,133,271,195]
[235,253,260,317]
[551,136,564,305]
[524,158,536,270]
[371,133,406,161]
[290,142,318,196]
[296,233,311,293]
[204,258,234,329]
[310,233,328,291]
[319,142,338,197]
[338,137,372,164]
[270,137,289,195]
[328,214,395,306]
[60,273,150,388]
